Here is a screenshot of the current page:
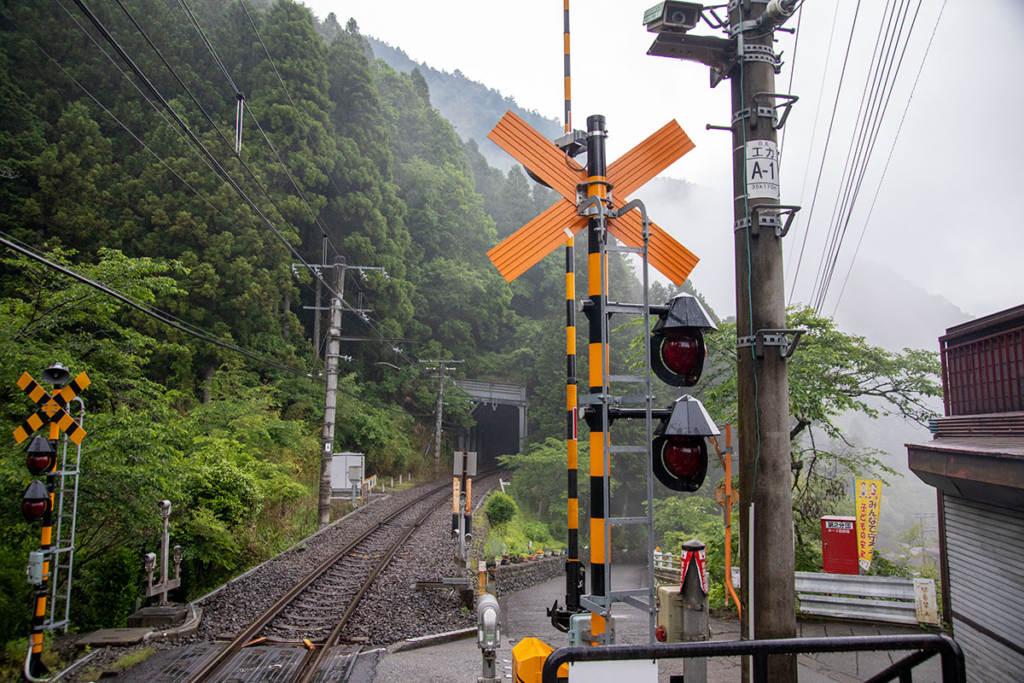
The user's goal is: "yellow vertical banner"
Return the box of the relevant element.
[855,479,882,572]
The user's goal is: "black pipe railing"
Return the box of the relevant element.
[541,634,964,683]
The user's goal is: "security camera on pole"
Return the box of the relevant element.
[644,2,805,680]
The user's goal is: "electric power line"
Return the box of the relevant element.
[787,0,863,302]
[831,0,947,314]
[0,233,310,377]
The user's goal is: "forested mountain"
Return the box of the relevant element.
[366,37,564,173]
[0,0,942,647]
[0,0,660,639]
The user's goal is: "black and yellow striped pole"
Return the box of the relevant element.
[562,0,583,617]
[586,113,609,643]
[28,424,58,679]
[563,0,572,135]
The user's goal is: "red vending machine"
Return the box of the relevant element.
[820,516,859,575]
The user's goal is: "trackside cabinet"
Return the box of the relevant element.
[821,516,858,575]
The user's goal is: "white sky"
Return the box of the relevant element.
[305,0,1024,321]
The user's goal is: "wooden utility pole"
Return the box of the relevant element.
[420,359,464,478]
[646,2,802,679]
[729,3,797,681]
[318,255,345,528]
[432,362,445,478]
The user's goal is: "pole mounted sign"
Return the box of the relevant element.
[12,371,90,445]
[485,111,700,285]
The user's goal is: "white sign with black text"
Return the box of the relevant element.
[745,140,780,200]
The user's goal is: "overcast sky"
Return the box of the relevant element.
[305,0,1024,321]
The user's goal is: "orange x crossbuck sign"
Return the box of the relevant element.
[486,111,699,285]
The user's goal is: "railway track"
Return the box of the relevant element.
[186,474,492,683]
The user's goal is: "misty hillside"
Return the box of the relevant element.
[367,36,564,171]
[833,258,974,353]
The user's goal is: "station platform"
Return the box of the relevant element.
[370,565,944,683]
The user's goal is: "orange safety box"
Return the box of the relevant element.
[512,637,567,682]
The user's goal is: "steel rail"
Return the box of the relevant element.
[293,486,456,683]
[186,480,454,683]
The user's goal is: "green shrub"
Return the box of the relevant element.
[485,492,517,527]
[523,521,548,544]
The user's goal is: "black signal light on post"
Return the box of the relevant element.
[650,293,716,387]
[25,435,56,476]
[22,436,55,521]
[652,395,719,491]
[22,480,52,522]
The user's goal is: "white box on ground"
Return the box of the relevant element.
[453,450,477,477]
[331,452,364,491]
[569,659,657,683]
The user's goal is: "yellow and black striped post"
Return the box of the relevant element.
[562,0,584,617]
[28,426,58,678]
[563,0,572,135]
[586,114,609,642]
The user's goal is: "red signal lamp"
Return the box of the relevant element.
[650,293,716,387]
[655,624,668,642]
[653,434,708,492]
[652,395,720,491]
[25,436,56,476]
[22,480,51,522]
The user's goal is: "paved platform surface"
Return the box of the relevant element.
[371,565,944,683]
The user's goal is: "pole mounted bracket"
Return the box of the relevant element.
[576,182,614,212]
[751,93,799,130]
[736,328,806,359]
[734,204,801,238]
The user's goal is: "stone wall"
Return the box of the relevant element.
[492,556,565,597]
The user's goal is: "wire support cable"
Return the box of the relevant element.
[809,0,906,309]
[785,0,842,291]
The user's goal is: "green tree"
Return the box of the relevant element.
[694,305,942,566]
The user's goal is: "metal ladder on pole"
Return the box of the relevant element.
[47,397,84,632]
[579,200,659,643]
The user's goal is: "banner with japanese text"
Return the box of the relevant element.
[855,479,882,572]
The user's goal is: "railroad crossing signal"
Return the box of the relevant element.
[486,111,699,285]
[12,371,90,445]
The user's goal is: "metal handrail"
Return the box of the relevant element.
[541,634,965,683]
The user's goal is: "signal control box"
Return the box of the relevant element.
[655,584,686,642]
[26,551,46,585]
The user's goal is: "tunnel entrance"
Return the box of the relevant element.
[453,380,527,471]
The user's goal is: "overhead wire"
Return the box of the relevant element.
[172,0,340,254]
[0,232,311,378]
[810,0,905,309]
[69,0,347,310]
[785,0,841,295]
[812,0,925,311]
[179,0,415,365]
[831,0,946,315]
[109,0,342,275]
[786,0,863,303]
[2,5,436,409]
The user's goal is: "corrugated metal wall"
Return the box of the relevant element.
[942,327,1024,416]
[944,495,1024,681]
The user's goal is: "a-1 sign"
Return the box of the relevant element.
[744,140,779,200]
[486,112,700,285]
